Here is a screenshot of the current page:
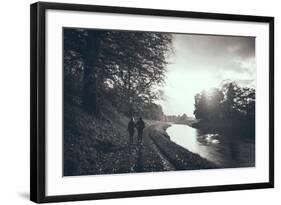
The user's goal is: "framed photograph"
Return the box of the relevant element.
[30,2,274,203]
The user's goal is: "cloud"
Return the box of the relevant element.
[171,34,255,76]
[159,33,256,115]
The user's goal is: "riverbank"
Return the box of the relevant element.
[145,123,217,170]
[64,103,217,176]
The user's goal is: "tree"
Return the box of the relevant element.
[99,31,173,116]
[64,28,173,117]
[140,103,165,120]
[221,82,255,135]
[82,30,103,114]
[63,29,87,104]
[194,88,224,121]
[193,81,255,137]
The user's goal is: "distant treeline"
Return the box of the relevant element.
[193,81,255,138]
[64,28,173,120]
[164,114,195,124]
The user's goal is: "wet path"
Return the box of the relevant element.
[132,123,215,172]
[97,123,217,175]
[135,124,175,172]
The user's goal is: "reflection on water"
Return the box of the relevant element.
[167,124,255,167]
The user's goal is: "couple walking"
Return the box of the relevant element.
[127,117,145,145]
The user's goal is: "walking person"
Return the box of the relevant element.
[127,118,135,145]
[136,117,145,144]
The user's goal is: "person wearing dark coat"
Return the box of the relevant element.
[136,117,145,144]
[127,118,135,145]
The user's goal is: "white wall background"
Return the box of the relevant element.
[0,0,279,204]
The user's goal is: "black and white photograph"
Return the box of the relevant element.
[63,28,256,176]
[28,2,274,203]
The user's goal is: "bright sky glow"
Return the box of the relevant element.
[158,34,256,116]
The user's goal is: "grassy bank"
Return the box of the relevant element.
[64,103,217,176]
[148,123,217,170]
[64,102,139,176]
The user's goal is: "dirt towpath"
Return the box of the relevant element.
[134,123,216,172]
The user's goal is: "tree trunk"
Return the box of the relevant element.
[82,31,102,115]
[127,67,135,117]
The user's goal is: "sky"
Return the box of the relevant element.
[158,33,256,116]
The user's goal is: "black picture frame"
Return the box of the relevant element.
[30,1,274,203]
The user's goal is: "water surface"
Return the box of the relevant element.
[167,124,255,167]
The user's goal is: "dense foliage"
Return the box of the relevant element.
[193,81,255,137]
[64,28,172,119]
